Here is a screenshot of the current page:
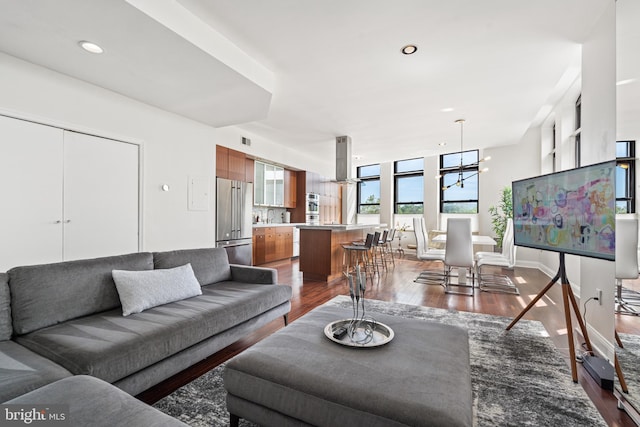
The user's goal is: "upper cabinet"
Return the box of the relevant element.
[284,169,297,208]
[217,147,295,208]
[255,160,285,207]
[216,145,250,181]
[216,145,229,178]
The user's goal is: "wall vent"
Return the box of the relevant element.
[241,137,251,146]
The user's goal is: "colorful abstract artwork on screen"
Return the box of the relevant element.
[512,161,616,260]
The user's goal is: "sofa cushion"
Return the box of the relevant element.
[113,263,202,316]
[15,282,292,384]
[153,248,231,286]
[0,340,71,402]
[8,253,154,335]
[0,273,11,340]
[230,264,277,284]
[5,375,189,427]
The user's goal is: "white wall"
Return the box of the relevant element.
[0,52,324,253]
[215,126,333,177]
[0,53,215,251]
[616,0,640,215]
[579,1,617,361]
[424,156,440,233]
[379,162,394,228]
[479,127,541,266]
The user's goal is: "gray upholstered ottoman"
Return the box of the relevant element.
[224,305,472,427]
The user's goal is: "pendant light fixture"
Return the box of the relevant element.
[437,119,490,190]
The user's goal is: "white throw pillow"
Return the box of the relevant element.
[112,263,202,316]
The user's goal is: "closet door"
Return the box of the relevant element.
[63,131,139,261]
[0,115,64,271]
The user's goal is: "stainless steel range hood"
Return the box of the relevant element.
[335,136,358,183]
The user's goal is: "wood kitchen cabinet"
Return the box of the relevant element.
[284,228,293,257]
[252,228,266,265]
[216,145,247,181]
[216,145,229,178]
[275,227,293,260]
[264,227,276,262]
[228,149,245,181]
[245,157,254,183]
[290,170,342,225]
[253,226,293,265]
[284,169,297,208]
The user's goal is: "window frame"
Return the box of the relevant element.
[616,140,636,214]
[552,122,557,172]
[439,149,480,214]
[394,158,424,214]
[357,164,381,214]
[575,95,581,168]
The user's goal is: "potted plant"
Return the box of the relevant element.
[488,186,513,249]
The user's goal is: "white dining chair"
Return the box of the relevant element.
[475,218,519,294]
[412,218,446,285]
[615,217,639,315]
[443,218,475,296]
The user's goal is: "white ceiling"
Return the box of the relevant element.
[617,0,640,141]
[1,0,633,167]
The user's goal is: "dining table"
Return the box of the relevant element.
[431,233,497,247]
[431,233,498,284]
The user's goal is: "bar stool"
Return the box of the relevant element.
[377,229,393,269]
[385,228,396,267]
[370,231,384,273]
[342,233,375,281]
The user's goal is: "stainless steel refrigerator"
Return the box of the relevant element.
[216,178,253,265]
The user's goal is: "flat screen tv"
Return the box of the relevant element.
[512,160,616,261]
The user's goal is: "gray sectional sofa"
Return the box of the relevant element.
[0,247,292,404]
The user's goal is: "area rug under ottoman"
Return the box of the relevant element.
[153,295,606,426]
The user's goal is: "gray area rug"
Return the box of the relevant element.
[618,333,640,415]
[154,295,606,426]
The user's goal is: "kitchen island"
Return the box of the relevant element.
[297,224,386,283]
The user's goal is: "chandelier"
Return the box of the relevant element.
[438,119,490,190]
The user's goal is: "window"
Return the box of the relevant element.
[394,158,424,214]
[439,150,479,213]
[357,164,380,214]
[552,122,557,172]
[575,95,581,168]
[616,141,636,213]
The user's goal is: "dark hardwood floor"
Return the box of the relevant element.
[138,254,640,426]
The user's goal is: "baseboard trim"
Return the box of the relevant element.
[516,259,614,360]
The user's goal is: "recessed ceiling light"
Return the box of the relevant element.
[401,45,417,55]
[440,107,454,113]
[617,78,637,86]
[78,41,103,54]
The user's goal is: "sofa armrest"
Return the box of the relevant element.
[230,264,277,284]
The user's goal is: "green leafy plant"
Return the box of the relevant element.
[488,186,513,248]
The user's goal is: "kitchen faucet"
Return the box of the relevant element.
[267,209,275,224]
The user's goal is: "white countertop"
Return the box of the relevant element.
[296,223,387,231]
[252,223,305,228]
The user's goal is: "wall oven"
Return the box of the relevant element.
[305,193,320,225]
